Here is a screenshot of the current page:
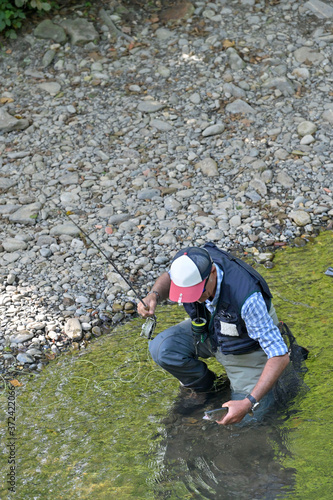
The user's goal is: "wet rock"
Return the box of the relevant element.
[16,353,34,364]
[255,252,274,263]
[0,0,332,377]
[112,303,123,313]
[92,326,102,337]
[124,302,135,312]
[294,237,307,247]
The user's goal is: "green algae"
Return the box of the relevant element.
[0,230,332,499]
[258,230,333,500]
[0,308,185,500]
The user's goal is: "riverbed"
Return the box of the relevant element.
[0,230,332,499]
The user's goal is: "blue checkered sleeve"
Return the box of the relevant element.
[241,292,288,359]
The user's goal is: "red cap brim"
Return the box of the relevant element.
[169,279,206,303]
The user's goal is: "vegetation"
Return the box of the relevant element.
[0,0,52,39]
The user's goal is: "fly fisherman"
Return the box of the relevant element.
[137,243,290,425]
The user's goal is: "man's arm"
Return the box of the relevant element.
[218,292,289,425]
[219,353,289,425]
[137,272,171,317]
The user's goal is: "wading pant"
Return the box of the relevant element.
[149,305,279,421]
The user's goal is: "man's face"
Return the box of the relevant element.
[196,265,217,303]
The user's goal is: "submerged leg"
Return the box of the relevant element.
[149,320,216,391]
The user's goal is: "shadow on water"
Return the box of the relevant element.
[0,230,332,499]
[154,386,299,500]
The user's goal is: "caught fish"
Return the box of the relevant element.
[324,267,333,277]
[140,316,157,340]
[203,407,228,422]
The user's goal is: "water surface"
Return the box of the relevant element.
[1,231,332,499]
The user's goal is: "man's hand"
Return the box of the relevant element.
[137,294,157,318]
[216,353,290,425]
[216,399,252,425]
[137,272,171,318]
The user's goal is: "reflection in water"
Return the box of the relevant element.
[153,388,297,500]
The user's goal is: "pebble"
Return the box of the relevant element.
[64,318,82,341]
[297,121,317,137]
[0,0,332,377]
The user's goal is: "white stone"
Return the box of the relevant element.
[2,238,28,252]
[64,318,83,341]
[300,135,315,145]
[229,215,241,228]
[289,210,311,226]
[195,158,219,177]
[297,121,317,136]
[202,124,225,137]
[38,82,61,95]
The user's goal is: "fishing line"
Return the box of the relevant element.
[50,201,157,338]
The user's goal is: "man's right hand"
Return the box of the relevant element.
[137,294,157,318]
[137,272,171,318]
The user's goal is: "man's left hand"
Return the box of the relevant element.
[216,398,252,425]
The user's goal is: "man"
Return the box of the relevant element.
[137,243,289,425]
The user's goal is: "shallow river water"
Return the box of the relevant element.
[1,231,332,500]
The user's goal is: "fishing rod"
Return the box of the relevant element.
[52,204,157,338]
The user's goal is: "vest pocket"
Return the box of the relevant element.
[220,322,239,337]
[216,311,239,337]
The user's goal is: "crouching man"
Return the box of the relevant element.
[138,243,289,425]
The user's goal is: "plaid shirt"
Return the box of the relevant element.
[205,264,288,359]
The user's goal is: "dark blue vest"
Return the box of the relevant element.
[183,243,273,355]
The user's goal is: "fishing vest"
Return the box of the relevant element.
[183,242,273,355]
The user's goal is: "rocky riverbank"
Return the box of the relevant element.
[0,0,332,376]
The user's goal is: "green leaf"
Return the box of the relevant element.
[29,214,38,219]
[15,0,25,7]
[40,2,51,11]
